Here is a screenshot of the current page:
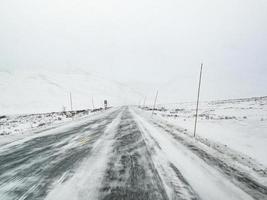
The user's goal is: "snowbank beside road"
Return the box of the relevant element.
[135,109,252,200]
[142,96,267,167]
[0,108,113,147]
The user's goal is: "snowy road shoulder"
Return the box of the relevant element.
[131,108,266,200]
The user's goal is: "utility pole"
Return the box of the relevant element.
[193,63,203,137]
[69,92,73,111]
[92,96,95,110]
[152,90,158,117]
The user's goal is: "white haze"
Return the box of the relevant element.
[0,0,267,113]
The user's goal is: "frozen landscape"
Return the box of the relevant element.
[1,0,267,199]
[149,96,267,167]
[0,97,266,200]
[0,109,97,146]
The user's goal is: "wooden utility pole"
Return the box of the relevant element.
[69,92,73,111]
[193,63,203,137]
[152,90,158,116]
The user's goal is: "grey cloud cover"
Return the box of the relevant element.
[0,0,267,105]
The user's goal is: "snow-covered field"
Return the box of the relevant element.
[145,96,267,167]
[0,109,103,146]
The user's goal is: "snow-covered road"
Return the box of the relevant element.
[0,107,266,200]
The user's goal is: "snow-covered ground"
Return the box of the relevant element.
[133,109,260,200]
[0,109,104,146]
[0,106,266,200]
[144,96,267,167]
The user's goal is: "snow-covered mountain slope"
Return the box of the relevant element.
[0,69,143,114]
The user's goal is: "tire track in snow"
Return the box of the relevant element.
[45,108,123,200]
[152,120,267,200]
[133,110,201,200]
[99,108,169,200]
[132,108,256,200]
[0,109,121,200]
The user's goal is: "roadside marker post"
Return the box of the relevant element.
[152,90,158,117]
[193,63,203,137]
[143,96,146,108]
[92,96,95,110]
[69,92,73,111]
[69,92,74,120]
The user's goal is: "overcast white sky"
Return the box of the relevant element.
[0,0,267,104]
